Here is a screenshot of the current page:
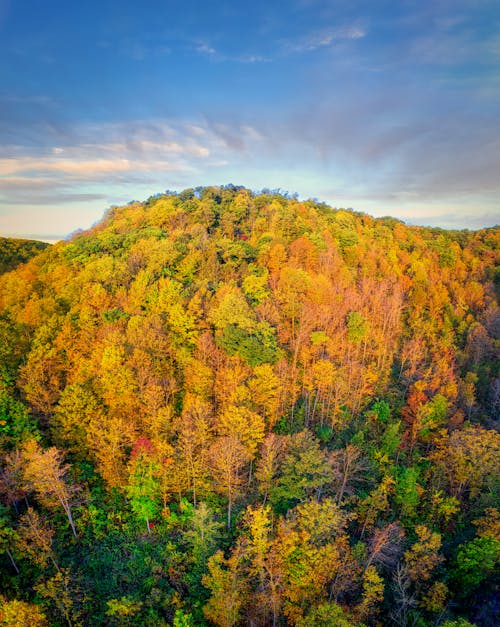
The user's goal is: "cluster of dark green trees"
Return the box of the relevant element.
[0,237,48,276]
[0,186,498,626]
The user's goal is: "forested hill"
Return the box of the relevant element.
[0,186,499,626]
[0,236,49,275]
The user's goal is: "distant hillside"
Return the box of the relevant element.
[0,186,498,627]
[0,236,49,274]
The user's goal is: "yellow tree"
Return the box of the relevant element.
[404,525,443,587]
[216,404,265,458]
[429,427,500,503]
[174,396,212,505]
[242,505,285,626]
[275,516,341,623]
[35,570,76,627]
[87,414,136,489]
[52,383,105,455]
[255,434,285,504]
[0,596,48,626]
[16,509,80,626]
[354,566,384,623]
[16,508,55,569]
[19,340,65,417]
[208,436,250,529]
[247,363,281,428]
[202,544,249,627]
[21,440,79,538]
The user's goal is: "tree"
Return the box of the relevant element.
[390,563,417,627]
[356,565,385,622]
[400,384,428,453]
[126,438,161,534]
[216,404,265,458]
[247,364,281,428]
[0,388,37,449]
[255,434,285,504]
[0,596,48,626]
[174,402,212,505]
[51,383,104,455]
[358,475,396,536]
[404,525,443,587]
[395,466,420,520]
[87,414,136,489]
[329,445,370,505]
[0,508,19,575]
[273,504,345,623]
[183,502,222,566]
[105,597,143,625]
[429,427,500,504]
[16,508,55,569]
[35,570,77,627]
[451,510,500,592]
[19,338,65,417]
[243,504,272,584]
[241,504,284,625]
[270,431,332,511]
[21,440,79,538]
[208,436,250,529]
[296,602,357,626]
[0,449,26,512]
[452,535,500,590]
[202,545,249,627]
[364,522,405,574]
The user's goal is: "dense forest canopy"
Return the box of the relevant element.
[0,237,49,276]
[0,186,498,626]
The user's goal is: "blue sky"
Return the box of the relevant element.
[1,0,499,238]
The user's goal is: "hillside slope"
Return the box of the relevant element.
[0,236,49,275]
[0,186,498,626]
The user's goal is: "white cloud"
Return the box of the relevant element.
[0,119,228,186]
[195,42,217,56]
[283,24,367,53]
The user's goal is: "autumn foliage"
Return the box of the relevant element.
[0,186,498,626]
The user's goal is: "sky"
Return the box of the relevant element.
[1,0,499,240]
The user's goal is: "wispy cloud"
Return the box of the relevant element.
[195,41,217,56]
[282,24,366,53]
[2,102,499,232]
[193,41,269,64]
[190,22,365,64]
[0,118,266,211]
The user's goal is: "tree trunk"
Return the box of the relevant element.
[6,548,20,574]
[65,503,77,538]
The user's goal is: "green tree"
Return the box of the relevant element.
[126,438,161,534]
[270,431,332,512]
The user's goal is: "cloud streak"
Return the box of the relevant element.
[2,100,499,233]
[282,24,366,53]
[0,117,267,222]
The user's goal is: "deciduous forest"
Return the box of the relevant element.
[0,186,498,626]
[0,238,48,276]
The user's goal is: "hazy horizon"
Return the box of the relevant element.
[1,185,499,245]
